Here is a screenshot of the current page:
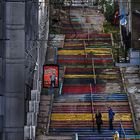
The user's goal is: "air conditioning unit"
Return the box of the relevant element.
[27,112,37,126]
[29,101,39,113]
[24,126,36,140]
[31,90,40,101]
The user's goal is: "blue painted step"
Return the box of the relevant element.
[55,93,128,102]
[50,128,134,134]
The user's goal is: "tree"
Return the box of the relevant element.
[98,0,119,23]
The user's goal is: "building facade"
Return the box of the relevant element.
[0,0,39,140]
[131,0,140,49]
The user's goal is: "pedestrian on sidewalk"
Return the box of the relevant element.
[95,109,103,134]
[108,107,115,130]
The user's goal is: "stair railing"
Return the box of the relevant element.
[59,66,66,95]
[75,133,78,140]
[91,58,96,131]
[92,58,96,85]
[84,40,87,58]
[119,121,126,139]
[90,83,95,132]
[46,94,54,134]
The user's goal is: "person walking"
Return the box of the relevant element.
[108,107,115,130]
[95,109,103,134]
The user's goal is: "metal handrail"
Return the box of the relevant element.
[91,57,96,131]
[46,93,54,134]
[120,67,137,133]
[59,66,66,95]
[75,133,78,140]
[84,40,87,58]
[92,58,96,85]
[119,121,126,138]
[90,83,95,132]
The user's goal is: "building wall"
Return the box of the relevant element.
[24,0,39,116]
[119,0,132,52]
[131,0,140,49]
[0,0,39,140]
[3,1,25,139]
[0,0,5,93]
[120,0,140,50]
[0,1,5,139]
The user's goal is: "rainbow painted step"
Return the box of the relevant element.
[58,59,113,65]
[65,33,111,39]
[58,54,113,59]
[50,10,135,138]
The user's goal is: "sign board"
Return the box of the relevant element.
[43,64,59,88]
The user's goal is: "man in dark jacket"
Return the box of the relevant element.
[95,110,103,133]
[108,107,115,130]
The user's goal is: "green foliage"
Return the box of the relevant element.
[103,22,119,33]
[104,3,114,22]
[98,0,119,23]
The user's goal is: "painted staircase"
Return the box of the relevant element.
[49,7,134,139]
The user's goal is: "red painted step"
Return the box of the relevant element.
[65,33,111,39]
[58,59,113,65]
[58,55,113,59]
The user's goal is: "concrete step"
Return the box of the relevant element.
[36,135,73,140]
[40,95,52,101]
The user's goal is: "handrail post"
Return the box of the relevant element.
[88,27,89,41]
[75,133,78,140]
[59,66,66,95]
[119,121,126,138]
[90,83,94,131]
[92,58,96,85]
[59,83,63,95]
[84,40,87,58]
[46,94,54,134]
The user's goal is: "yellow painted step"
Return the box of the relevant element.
[65,43,83,47]
[58,49,112,55]
[64,74,118,79]
[64,74,95,78]
[64,43,111,47]
[51,113,132,121]
[66,38,110,41]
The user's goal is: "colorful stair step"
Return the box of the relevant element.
[50,8,134,138]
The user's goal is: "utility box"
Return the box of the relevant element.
[27,112,37,126]
[31,90,40,101]
[29,101,39,113]
[129,49,140,65]
[24,126,36,140]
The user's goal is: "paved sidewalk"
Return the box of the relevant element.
[121,66,140,133]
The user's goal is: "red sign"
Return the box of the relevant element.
[43,65,59,88]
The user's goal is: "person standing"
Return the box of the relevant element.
[114,10,119,27]
[113,131,119,140]
[50,72,56,88]
[95,109,103,134]
[108,107,115,130]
